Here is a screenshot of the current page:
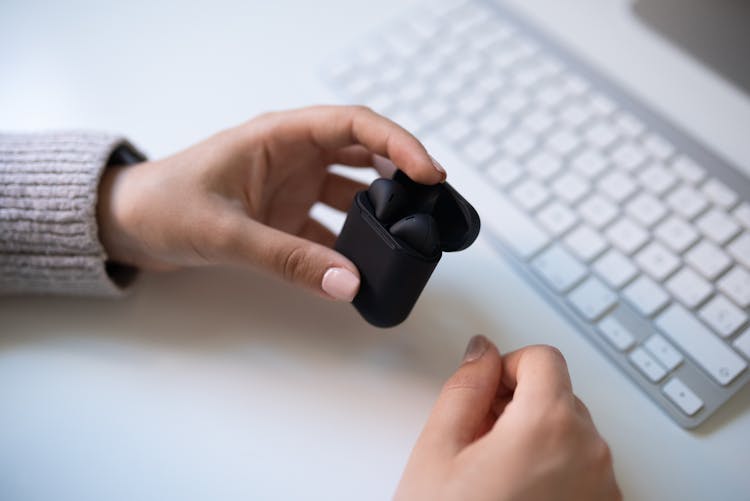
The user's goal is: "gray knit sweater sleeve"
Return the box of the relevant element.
[0,132,143,296]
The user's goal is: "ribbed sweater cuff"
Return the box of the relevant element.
[0,132,144,296]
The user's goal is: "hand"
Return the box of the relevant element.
[97,105,446,300]
[395,337,621,501]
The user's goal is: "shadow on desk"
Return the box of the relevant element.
[0,265,503,385]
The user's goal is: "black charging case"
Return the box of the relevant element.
[335,170,481,327]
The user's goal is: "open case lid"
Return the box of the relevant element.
[392,170,481,252]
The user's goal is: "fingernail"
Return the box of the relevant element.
[463,335,488,364]
[373,154,397,178]
[430,155,446,182]
[430,155,446,174]
[322,267,360,302]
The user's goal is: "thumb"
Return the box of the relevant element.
[224,217,361,301]
[418,336,503,455]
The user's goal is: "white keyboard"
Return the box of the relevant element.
[324,0,750,428]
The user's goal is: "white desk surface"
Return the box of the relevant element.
[1,1,749,499]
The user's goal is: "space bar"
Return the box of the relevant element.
[421,135,550,259]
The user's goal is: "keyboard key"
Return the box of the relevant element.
[415,100,449,123]
[718,266,750,308]
[564,225,607,262]
[671,155,706,184]
[562,74,589,95]
[591,94,617,116]
[584,121,618,149]
[538,56,564,77]
[511,179,550,211]
[598,316,636,351]
[502,130,536,157]
[695,209,741,245]
[637,163,677,195]
[344,74,375,97]
[614,111,645,137]
[439,117,473,143]
[666,267,713,309]
[520,109,555,134]
[398,81,427,103]
[560,103,592,128]
[567,277,617,321]
[484,188,550,258]
[606,218,649,255]
[629,347,667,382]
[486,159,522,187]
[363,91,396,114]
[578,194,618,229]
[663,378,704,416]
[532,245,587,292]
[526,151,562,180]
[599,172,637,203]
[685,240,732,280]
[654,217,699,253]
[381,65,406,85]
[500,91,529,115]
[457,93,487,116]
[666,185,709,220]
[477,112,511,137]
[644,334,683,371]
[625,193,667,228]
[454,56,484,80]
[656,304,747,386]
[389,110,423,135]
[734,328,750,360]
[552,173,590,204]
[611,142,647,171]
[702,179,739,209]
[698,295,748,338]
[727,233,750,269]
[635,242,680,281]
[624,276,670,316]
[463,136,498,165]
[571,151,606,179]
[536,85,567,108]
[513,65,546,87]
[643,133,675,160]
[536,201,578,236]
[434,73,464,96]
[593,249,638,288]
[733,203,750,229]
[546,129,581,156]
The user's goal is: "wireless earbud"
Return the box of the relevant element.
[390,214,441,256]
[367,178,409,223]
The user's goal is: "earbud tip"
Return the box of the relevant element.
[390,214,441,255]
[368,178,408,223]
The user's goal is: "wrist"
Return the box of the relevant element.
[97,163,146,267]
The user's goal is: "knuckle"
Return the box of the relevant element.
[592,437,614,468]
[544,399,580,436]
[534,344,566,363]
[442,370,485,393]
[277,244,310,283]
[526,344,568,370]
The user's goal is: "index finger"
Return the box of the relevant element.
[273,105,446,184]
[500,345,573,405]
